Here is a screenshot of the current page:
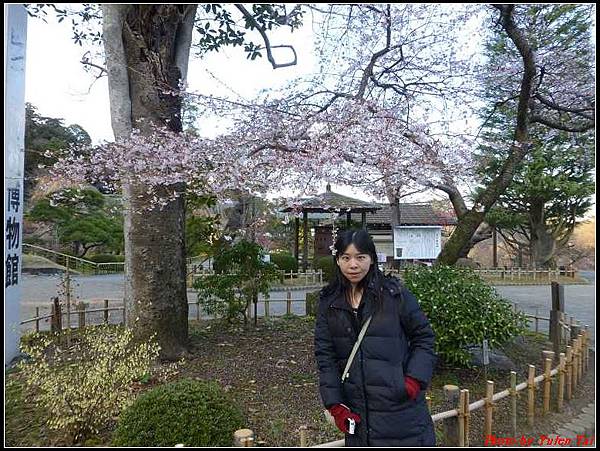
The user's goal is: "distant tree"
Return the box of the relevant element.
[26,188,123,258]
[24,103,92,206]
[475,4,595,268]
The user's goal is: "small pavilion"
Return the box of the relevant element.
[280,184,381,270]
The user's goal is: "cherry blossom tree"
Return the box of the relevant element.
[36,4,305,360]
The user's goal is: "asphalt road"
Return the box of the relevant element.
[18,273,595,349]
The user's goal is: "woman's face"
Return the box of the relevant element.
[337,243,373,285]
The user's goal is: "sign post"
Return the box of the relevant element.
[4,4,28,365]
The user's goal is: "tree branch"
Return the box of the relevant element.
[529,114,595,132]
[234,4,297,69]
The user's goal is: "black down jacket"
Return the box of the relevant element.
[314,275,437,446]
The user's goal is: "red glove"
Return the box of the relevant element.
[328,404,361,433]
[404,376,421,400]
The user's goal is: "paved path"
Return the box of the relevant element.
[18,274,321,331]
[494,280,595,350]
[18,273,594,347]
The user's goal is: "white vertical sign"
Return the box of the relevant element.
[4,4,28,365]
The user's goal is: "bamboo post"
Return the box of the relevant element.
[577,331,585,384]
[565,346,573,401]
[584,325,589,372]
[299,425,308,447]
[510,371,517,436]
[264,297,270,319]
[558,353,565,412]
[527,365,535,427]
[104,299,109,324]
[234,429,254,447]
[542,356,553,415]
[572,336,580,388]
[286,290,292,316]
[35,307,40,332]
[463,389,470,447]
[458,389,465,447]
[442,385,460,446]
[484,381,494,439]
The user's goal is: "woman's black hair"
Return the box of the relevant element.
[323,228,385,308]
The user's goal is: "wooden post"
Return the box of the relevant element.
[527,365,535,427]
[77,301,87,328]
[571,336,579,388]
[426,391,432,411]
[51,296,62,332]
[196,297,200,321]
[584,325,589,372]
[302,211,308,272]
[535,307,539,334]
[484,381,494,439]
[286,290,292,316]
[542,356,553,415]
[35,307,40,332]
[442,385,460,446]
[558,353,565,412]
[510,371,517,436]
[299,425,308,447]
[234,429,254,447]
[65,259,72,332]
[458,389,465,447]
[577,332,584,383]
[104,299,109,324]
[463,389,470,447]
[264,298,269,319]
[565,346,573,401]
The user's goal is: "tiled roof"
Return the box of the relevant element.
[351,203,457,226]
[280,186,381,213]
[280,185,456,225]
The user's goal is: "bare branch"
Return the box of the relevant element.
[234,4,297,69]
[529,114,595,132]
[534,93,595,119]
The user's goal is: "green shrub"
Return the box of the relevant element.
[87,254,125,263]
[313,256,336,283]
[402,265,528,367]
[17,325,160,444]
[112,379,245,446]
[195,240,279,323]
[270,252,298,273]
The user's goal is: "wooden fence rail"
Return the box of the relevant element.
[302,326,590,448]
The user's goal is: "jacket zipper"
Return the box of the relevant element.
[330,304,371,444]
[354,309,371,445]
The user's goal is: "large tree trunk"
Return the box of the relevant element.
[103,5,197,360]
[529,198,556,268]
[436,5,537,266]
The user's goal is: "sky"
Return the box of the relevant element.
[22,4,596,213]
[23,5,392,204]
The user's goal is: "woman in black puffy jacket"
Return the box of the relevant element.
[314,229,437,446]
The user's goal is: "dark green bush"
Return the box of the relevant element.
[270,252,298,272]
[313,256,336,283]
[402,265,528,367]
[87,254,125,263]
[112,379,245,447]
